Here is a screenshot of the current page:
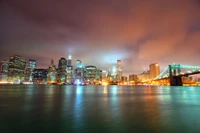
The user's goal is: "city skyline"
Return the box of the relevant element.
[1,0,200,76]
[1,54,160,76]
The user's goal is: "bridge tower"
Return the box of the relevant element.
[169,64,182,86]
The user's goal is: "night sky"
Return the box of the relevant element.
[1,0,200,75]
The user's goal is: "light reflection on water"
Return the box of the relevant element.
[0,85,200,133]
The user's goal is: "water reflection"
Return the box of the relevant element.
[103,86,107,95]
[73,86,84,129]
[0,85,200,133]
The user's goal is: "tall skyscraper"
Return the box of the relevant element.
[47,59,57,84]
[8,55,26,83]
[67,55,72,66]
[58,57,67,83]
[0,60,9,82]
[74,60,84,84]
[117,60,122,81]
[25,59,36,82]
[66,66,73,84]
[65,55,73,84]
[149,63,160,79]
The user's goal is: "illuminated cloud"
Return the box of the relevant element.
[0,0,200,75]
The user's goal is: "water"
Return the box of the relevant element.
[0,85,200,133]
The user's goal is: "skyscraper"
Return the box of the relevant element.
[67,55,72,66]
[0,60,9,82]
[149,63,160,79]
[25,59,36,82]
[47,59,57,84]
[66,55,73,84]
[66,66,73,84]
[117,60,122,81]
[74,60,84,84]
[58,57,67,83]
[8,55,26,83]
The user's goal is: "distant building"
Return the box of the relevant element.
[83,65,102,83]
[0,60,9,82]
[111,66,117,81]
[32,69,48,84]
[101,70,107,79]
[66,55,73,84]
[107,69,112,81]
[75,68,84,84]
[66,66,74,84]
[76,60,83,68]
[8,55,26,83]
[58,58,67,83]
[24,59,36,82]
[67,55,72,66]
[138,71,150,82]
[149,63,160,79]
[121,76,128,82]
[117,60,122,81]
[47,59,57,84]
[129,74,138,82]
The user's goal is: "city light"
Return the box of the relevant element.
[102,82,108,86]
[1,54,200,86]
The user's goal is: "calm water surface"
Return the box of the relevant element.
[0,85,200,133]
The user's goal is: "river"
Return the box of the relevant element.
[0,85,200,133]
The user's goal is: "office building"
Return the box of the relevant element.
[66,66,74,84]
[138,71,150,82]
[47,59,57,84]
[8,55,26,83]
[67,55,72,66]
[75,67,84,84]
[32,69,48,84]
[0,60,9,82]
[24,59,36,82]
[83,65,102,83]
[58,57,67,83]
[121,76,128,82]
[149,63,160,79]
[129,74,138,82]
[117,60,122,81]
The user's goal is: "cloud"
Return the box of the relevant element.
[0,0,200,75]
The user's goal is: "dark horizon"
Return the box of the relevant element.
[1,0,200,75]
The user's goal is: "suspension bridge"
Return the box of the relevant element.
[153,64,200,86]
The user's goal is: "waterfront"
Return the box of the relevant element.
[0,85,200,133]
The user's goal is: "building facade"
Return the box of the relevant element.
[24,59,36,82]
[149,63,160,79]
[129,74,138,82]
[83,65,102,84]
[32,69,48,84]
[121,76,128,82]
[47,59,57,84]
[67,55,72,66]
[0,60,9,82]
[138,71,150,82]
[8,55,26,83]
[66,66,74,84]
[58,58,67,83]
[117,60,122,81]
